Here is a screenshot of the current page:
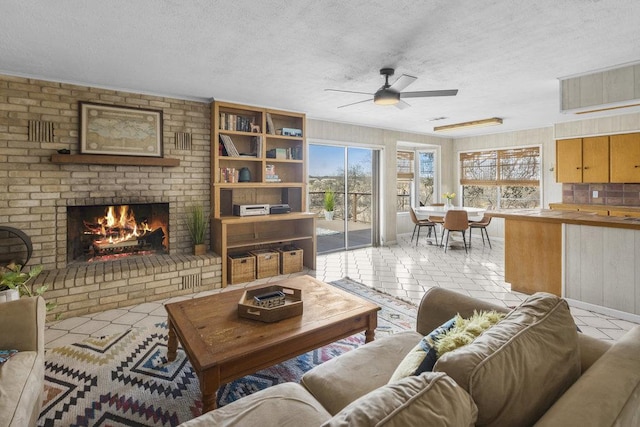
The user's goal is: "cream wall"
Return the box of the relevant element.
[307,119,453,245]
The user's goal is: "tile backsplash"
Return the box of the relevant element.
[562,183,640,206]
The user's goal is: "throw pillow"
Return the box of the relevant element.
[388,310,504,383]
[433,292,581,427]
[0,349,18,363]
[435,310,505,356]
[323,372,478,427]
[388,317,456,383]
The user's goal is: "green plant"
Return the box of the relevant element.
[186,205,208,245]
[324,190,335,212]
[0,263,56,312]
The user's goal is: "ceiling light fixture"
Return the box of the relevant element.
[373,89,400,105]
[434,117,503,132]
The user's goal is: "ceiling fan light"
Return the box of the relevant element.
[374,90,400,105]
[434,117,503,132]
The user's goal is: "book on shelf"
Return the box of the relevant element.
[219,167,238,183]
[219,134,240,157]
[219,113,254,132]
[265,164,281,182]
[266,113,275,135]
[250,135,263,158]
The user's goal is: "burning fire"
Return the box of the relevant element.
[85,205,153,247]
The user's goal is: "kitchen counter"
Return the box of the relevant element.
[485,208,640,321]
[486,208,640,230]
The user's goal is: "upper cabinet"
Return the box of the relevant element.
[556,136,609,183]
[610,133,640,183]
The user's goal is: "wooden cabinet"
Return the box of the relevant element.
[556,136,609,183]
[610,133,640,183]
[211,101,316,286]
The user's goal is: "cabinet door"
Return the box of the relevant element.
[556,138,583,182]
[582,136,609,183]
[610,133,640,183]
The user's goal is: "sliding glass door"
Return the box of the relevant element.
[308,144,379,253]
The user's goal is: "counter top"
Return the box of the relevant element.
[486,209,640,230]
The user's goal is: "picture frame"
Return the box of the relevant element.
[79,102,163,157]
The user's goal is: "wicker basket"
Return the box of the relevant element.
[227,253,255,284]
[277,246,303,274]
[250,249,280,279]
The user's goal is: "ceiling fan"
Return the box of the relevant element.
[326,68,458,109]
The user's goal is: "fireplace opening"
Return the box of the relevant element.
[67,203,169,263]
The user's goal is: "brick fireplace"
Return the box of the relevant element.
[67,202,170,263]
[0,75,222,319]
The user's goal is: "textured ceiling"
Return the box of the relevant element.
[1,0,639,137]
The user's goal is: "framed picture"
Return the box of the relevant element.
[79,102,163,157]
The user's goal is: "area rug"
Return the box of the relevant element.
[39,278,416,426]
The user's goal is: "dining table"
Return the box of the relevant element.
[414,206,486,221]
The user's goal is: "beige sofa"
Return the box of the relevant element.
[0,296,46,427]
[180,288,640,426]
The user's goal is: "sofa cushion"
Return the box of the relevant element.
[0,351,43,427]
[301,330,422,415]
[434,292,580,427]
[323,372,478,427]
[534,326,640,427]
[178,382,331,427]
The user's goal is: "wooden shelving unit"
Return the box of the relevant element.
[211,101,316,286]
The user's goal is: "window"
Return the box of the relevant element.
[396,151,413,212]
[460,147,540,209]
[417,151,435,206]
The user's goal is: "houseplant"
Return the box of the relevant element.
[0,263,56,311]
[186,204,209,255]
[323,190,335,221]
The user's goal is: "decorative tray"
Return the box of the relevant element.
[237,285,303,323]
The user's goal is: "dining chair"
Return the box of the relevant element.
[441,210,469,253]
[469,215,492,249]
[428,203,445,227]
[409,207,439,246]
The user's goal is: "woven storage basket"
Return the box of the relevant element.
[277,246,303,274]
[250,249,280,279]
[227,253,255,284]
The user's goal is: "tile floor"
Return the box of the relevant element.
[45,232,639,349]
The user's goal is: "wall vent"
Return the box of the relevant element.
[28,120,55,142]
[181,273,202,290]
[175,132,192,150]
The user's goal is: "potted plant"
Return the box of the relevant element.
[0,263,56,311]
[323,190,335,221]
[186,205,209,255]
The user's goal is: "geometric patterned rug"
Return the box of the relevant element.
[38,278,417,426]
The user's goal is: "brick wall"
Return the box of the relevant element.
[0,74,222,318]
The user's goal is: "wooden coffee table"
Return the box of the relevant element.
[165,275,380,413]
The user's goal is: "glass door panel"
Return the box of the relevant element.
[309,145,346,253]
[346,147,372,249]
[309,144,378,253]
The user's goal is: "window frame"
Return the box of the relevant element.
[459,145,542,209]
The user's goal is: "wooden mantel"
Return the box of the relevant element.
[50,153,180,167]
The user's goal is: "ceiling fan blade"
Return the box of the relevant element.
[389,74,417,92]
[394,99,411,110]
[337,98,374,108]
[325,89,374,96]
[401,89,459,98]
